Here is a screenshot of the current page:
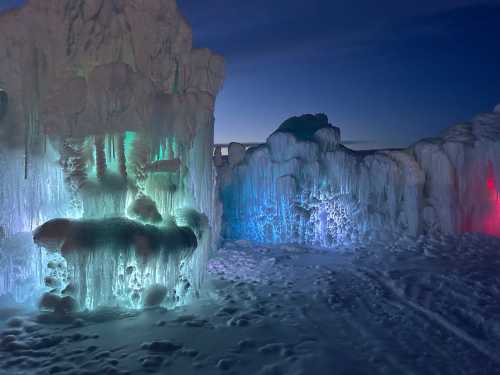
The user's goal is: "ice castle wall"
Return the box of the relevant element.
[218,109,500,246]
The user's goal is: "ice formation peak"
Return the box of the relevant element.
[271,113,334,141]
[0,0,224,143]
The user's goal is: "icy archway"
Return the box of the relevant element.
[0,0,224,310]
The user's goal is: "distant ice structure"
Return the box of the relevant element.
[217,109,500,246]
[0,0,224,308]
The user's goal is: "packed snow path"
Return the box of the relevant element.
[1,234,499,375]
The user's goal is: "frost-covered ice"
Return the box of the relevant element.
[1,234,499,375]
[0,2,499,373]
[218,111,500,245]
[0,0,224,309]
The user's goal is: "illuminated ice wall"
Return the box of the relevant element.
[0,0,224,309]
[218,108,500,245]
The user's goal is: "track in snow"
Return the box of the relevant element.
[0,233,499,375]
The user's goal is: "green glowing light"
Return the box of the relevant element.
[124,131,137,150]
[105,135,119,173]
[172,137,177,158]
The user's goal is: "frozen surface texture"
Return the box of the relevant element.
[218,110,500,245]
[0,235,499,374]
[33,217,199,310]
[0,0,224,308]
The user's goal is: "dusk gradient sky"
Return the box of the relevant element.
[2,0,500,148]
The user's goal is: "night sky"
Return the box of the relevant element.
[3,0,500,148]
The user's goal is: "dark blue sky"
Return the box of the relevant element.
[179,0,500,148]
[2,1,500,148]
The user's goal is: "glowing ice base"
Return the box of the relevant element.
[0,126,215,310]
[40,233,203,311]
[32,214,207,310]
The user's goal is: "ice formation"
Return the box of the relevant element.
[217,109,500,245]
[33,217,201,310]
[0,0,224,308]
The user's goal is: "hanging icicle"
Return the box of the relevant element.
[95,135,107,181]
[118,133,127,179]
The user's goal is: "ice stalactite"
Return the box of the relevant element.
[0,144,77,303]
[183,118,216,288]
[94,136,107,181]
[0,143,76,238]
[24,110,40,180]
[0,233,48,304]
[0,89,7,122]
[117,134,127,179]
[142,135,184,220]
[61,139,88,194]
[130,134,151,192]
[33,217,203,310]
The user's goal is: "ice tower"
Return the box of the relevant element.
[0,0,224,309]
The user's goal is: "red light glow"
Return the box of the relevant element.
[483,161,500,236]
[487,178,495,191]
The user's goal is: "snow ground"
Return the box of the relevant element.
[1,233,499,375]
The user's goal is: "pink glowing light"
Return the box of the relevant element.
[483,161,500,236]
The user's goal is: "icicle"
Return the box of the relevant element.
[0,89,7,122]
[118,134,127,179]
[168,138,174,160]
[24,125,29,180]
[62,138,88,192]
[131,135,151,191]
[172,59,180,94]
[95,135,107,180]
[24,111,32,180]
